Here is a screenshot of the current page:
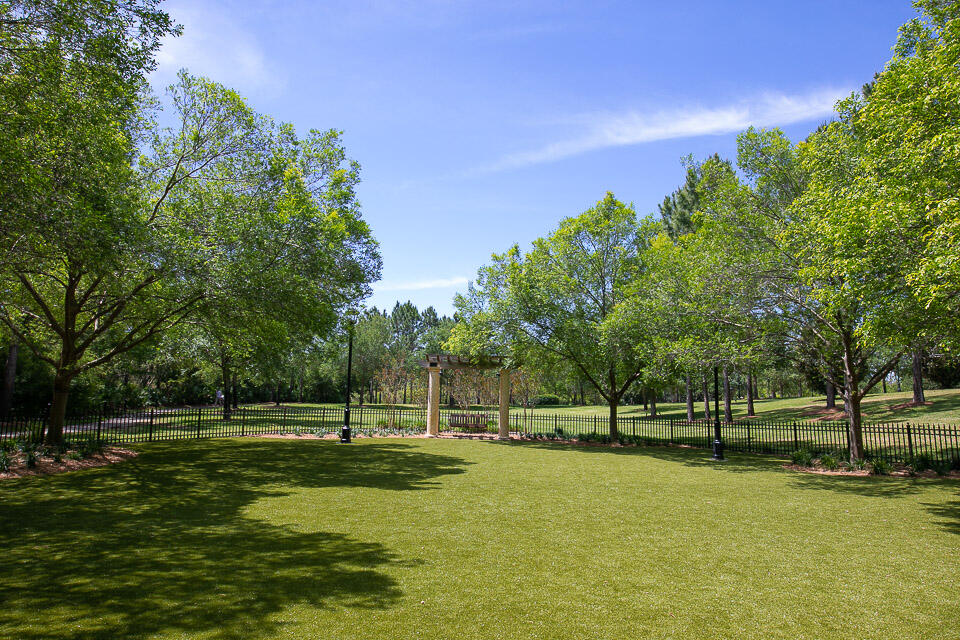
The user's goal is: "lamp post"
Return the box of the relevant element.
[712,364,724,460]
[341,314,355,443]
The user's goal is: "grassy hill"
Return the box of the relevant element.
[539,388,960,424]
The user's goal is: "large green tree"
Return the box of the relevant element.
[449,193,658,439]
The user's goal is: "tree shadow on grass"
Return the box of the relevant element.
[922,498,960,535]
[0,439,469,640]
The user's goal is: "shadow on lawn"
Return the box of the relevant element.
[922,498,960,535]
[0,440,468,640]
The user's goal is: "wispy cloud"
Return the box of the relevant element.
[152,4,283,96]
[374,276,470,292]
[485,88,849,171]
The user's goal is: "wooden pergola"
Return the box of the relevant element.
[417,354,511,439]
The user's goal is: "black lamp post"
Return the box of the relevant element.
[712,364,724,460]
[341,317,354,443]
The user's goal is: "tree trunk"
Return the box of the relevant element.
[221,361,232,421]
[608,397,619,440]
[841,331,865,462]
[232,375,239,409]
[881,377,887,394]
[701,373,711,420]
[642,390,648,411]
[722,366,732,423]
[685,374,695,422]
[912,350,925,404]
[843,392,865,462]
[752,376,759,402]
[649,393,657,418]
[1,340,17,417]
[46,370,73,446]
[746,369,756,417]
[825,380,836,409]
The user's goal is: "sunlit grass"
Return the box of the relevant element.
[1,438,957,639]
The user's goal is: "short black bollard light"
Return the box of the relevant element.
[340,310,356,444]
[712,364,724,460]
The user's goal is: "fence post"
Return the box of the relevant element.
[149,408,155,442]
[669,418,674,444]
[282,405,288,432]
[906,422,914,460]
[593,414,597,434]
[96,406,103,446]
[196,407,202,439]
[554,414,558,434]
[239,406,245,437]
[793,421,799,450]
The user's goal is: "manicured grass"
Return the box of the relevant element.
[2,438,957,639]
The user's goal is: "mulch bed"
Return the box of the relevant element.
[783,463,959,479]
[0,448,138,481]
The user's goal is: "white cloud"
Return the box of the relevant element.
[485,88,850,171]
[152,4,282,96]
[374,276,470,292]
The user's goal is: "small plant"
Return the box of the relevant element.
[819,453,839,471]
[870,458,891,475]
[931,459,953,476]
[25,448,38,468]
[67,451,83,461]
[790,449,814,467]
[847,458,867,471]
[53,451,63,463]
[911,453,934,473]
[0,450,10,472]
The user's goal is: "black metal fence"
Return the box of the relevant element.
[2,405,958,466]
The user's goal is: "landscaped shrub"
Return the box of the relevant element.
[931,459,953,476]
[847,458,867,471]
[912,453,934,473]
[790,449,814,467]
[0,450,9,472]
[67,451,83,461]
[532,394,561,406]
[819,453,839,471]
[25,448,37,468]
[870,459,892,475]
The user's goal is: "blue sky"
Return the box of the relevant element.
[150,0,916,316]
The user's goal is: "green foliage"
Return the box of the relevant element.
[0,450,9,472]
[870,459,892,476]
[818,453,840,471]
[791,449,814,467]
[912,453,935,472]
[848,458,867,471]
[450,192,660,439]
[533,394,561,406]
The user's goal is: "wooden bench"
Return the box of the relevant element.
[448,413,490,433]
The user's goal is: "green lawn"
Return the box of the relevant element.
[2,438,957,639]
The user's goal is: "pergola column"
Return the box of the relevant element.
[426,367,441,437]
[498,369,510,439]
